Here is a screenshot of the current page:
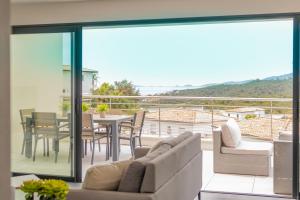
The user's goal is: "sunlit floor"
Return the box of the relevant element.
[11,138,289,197]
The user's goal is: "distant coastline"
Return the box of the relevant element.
[136,86,202,95]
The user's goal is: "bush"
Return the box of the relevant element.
[245,114,256,120]
[20,179,69,200]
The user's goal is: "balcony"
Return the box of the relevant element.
[11,95,292,197]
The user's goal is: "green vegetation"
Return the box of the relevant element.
[82,102,90,112]
[96,104,109,113]
[93,80,140,112]
[159,78,292,114]
[245,114,257,120]
[163,79,292,98]
[20,179,69,200]
[61,101,71,116]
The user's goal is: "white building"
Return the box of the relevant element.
[225,107,265,120]
[63,65,98,95]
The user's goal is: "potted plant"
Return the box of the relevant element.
[61,101,71,117]
[96,104,109,118]
[20,179,69,200]
[82,102,90,113]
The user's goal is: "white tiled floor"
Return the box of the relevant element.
[12,140,291,198]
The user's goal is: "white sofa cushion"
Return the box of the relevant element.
[221,119,241,147]
[221,141,273,156]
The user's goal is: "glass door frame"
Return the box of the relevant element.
[12,13,300,196]
[11,25,83,182]
[293,16,300,199]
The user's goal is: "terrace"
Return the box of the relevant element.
[11,95,292,197]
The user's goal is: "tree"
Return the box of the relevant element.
[92,80,140,111]
[114,80,140,96]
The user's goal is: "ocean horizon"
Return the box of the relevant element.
[136,85,202,95]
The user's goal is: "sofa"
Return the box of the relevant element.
[273,131,292,194]
[67,133,202,200]
[213,119,272,176]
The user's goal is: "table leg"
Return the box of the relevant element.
[25,118,32,158]
[111,121,119,161]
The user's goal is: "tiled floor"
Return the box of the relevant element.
[12,139,291,198]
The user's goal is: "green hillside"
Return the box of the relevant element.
[163,79,292,98]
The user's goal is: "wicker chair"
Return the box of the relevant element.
[118,110,146,156]
[82,113,110,164]
[19,109,35,155]
[32,112,70,162]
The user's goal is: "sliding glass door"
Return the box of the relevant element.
[10,29,81,180]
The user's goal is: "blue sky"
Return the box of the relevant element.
[82,19,293,86]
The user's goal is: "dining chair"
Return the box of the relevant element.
[32,112,70,162]
[20,109,35,155]
[118,110,146,156]
[82,113,110,164]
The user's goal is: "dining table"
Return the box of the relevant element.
[24,114,133,162]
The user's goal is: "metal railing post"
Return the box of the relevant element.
[270,101,273,137]
[158,97,161,137]
[109,98,112,110]
[211,100,214,134]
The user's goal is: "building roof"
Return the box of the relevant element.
[63,65,98,73]
[226,107,265,113]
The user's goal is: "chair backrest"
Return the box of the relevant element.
[133,110,146,135]
[32,112,57,134]
[82,113,94,137]
[20,109,35,131]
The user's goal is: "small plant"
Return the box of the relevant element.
[61,102,71,116]
[20,179,69,200]
[245,114,256,120]
[96,104,109,113]
[82,102,90,112]
[96,104,109,118]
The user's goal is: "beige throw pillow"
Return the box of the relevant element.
[221,119,241,147]
[82,159,132,191]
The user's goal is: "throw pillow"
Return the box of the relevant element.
[82,159,132,191]
[221,118,241,147]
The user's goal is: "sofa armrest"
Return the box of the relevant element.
[67,189,153,200]
[134,147,150,159]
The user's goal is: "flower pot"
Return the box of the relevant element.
[100,112,106,118]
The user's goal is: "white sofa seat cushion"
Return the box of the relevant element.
[221,119,241,147]
[221,141,273,156]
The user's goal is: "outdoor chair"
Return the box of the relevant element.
[273,131,292,194]
[32,112,70,162]
[118,110,146,156]
[213,118,272,176]
[19,108,35,155]
[82,113,110,164]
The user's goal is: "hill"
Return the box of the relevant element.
[162,78,292,98]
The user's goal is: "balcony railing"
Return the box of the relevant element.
[66,95,293,141]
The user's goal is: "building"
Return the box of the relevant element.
[2,1,300,200]
[225,107,265,120]
[63,65,98,95]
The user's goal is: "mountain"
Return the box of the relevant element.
[263,73,292,81]
[162,74,293,98]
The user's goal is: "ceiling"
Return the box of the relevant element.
[11,0,90,3]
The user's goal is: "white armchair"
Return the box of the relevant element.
[213,119,272,176]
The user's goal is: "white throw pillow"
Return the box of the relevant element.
[82,159,132,190]
[221,119,241,147]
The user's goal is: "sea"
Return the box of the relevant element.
[136,86,201,96]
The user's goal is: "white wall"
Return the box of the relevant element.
[11,0,300,25]
[0,0,11,199]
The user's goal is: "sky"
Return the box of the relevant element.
[82,19,293,86]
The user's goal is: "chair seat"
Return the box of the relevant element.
[82,134,107,140]
[221,141,273,156]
